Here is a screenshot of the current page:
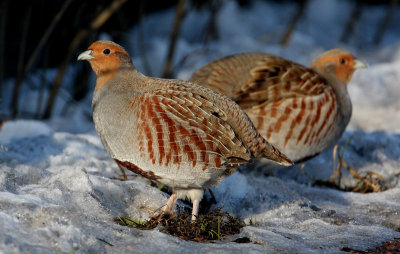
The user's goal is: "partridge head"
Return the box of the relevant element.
[310,49,367,85]
[190,49,366,163]
[78,41,292,220]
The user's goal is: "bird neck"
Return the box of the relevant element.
[312,67,352,127]
[95,62,136,91]
[96,71,118,91]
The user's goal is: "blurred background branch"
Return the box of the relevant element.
[161,0,187,78]
[11,0,74,118]
[0,0,399,122]
[340,1,362,44]
[43,0,127,119]
[0,0,8,99]
[374,0,399,45]
[280,0,308,46]
[10,3,32,118]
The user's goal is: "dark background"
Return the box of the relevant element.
[1,0,398,120]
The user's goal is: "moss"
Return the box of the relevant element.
[114,207,245,242]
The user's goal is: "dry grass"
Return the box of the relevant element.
[342,238,400,253]
[114,207,245,242]
[312,143,391,193]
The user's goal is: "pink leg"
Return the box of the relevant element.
[191,199,200,221]
[163,193,177,214]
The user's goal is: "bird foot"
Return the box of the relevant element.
[162,193,178,215]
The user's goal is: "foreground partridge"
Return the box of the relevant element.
[190,49,366,163]
[77,41,292,220]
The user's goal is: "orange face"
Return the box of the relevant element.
[90,41,129,75]
[310,49,366,85]
[78,41,132,91]
[78,41,129,75]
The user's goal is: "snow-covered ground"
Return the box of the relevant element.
[1,0,400,253]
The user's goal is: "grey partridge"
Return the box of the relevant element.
[77,41,292,220]
[189,49,366,163]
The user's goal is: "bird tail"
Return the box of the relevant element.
[262,142,293,166]
[251,135,293,166]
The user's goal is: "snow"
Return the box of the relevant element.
[1,0,400,253]
[350,60,400,133]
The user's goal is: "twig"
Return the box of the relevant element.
[42,0,127,119]
[10,4,32,118]
[90,0,127,29]
[373,0,398,45]
[280,0,308,46]
[0,0,8,98]
[329,145,341,186]
[299,162,316,181]
[161,0,187,78]
[340,1,362,43]
[203,0,222,45]
[346,165,383,193]
[11,0,73,118]
[208,189,217,205]
[137,1,153,76]
[169,48,209,75]
[323,141,387,193]
[35,49,49,119]
[27,0,74,86]
[117,163,128,181]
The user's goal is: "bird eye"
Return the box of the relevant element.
[340,58,346,64]
[103,49,111,55]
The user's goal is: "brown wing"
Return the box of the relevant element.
[190,53,268,99]
[138,78,292,167]
[190,53,329,109]
[135,85,251,172]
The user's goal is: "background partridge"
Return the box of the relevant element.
[77,41,292,220]
[189,49,366,163]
